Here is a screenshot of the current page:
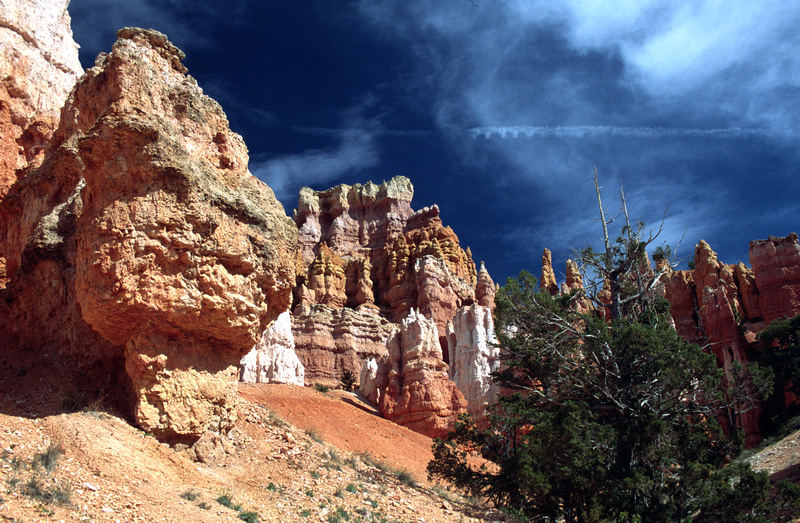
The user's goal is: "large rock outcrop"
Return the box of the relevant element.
[446,304,500,418]
[362,309,468,437]
[293,177,478,339]
[287,177,487,435]
[1,27,297,443]
[0,0,83,287]
[240,311,304,386]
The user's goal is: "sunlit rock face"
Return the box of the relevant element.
[287,176,493,435]
[446,304,500,419]
[661,236,800,446]
[0,0,83,288]
[367,309,468,438]
[0,0,82,201]
[292,305,396,388]
[240,311,304,386]
[750,233,800,324]
[0,26,297,443]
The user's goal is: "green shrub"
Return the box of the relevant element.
[216,494,242,511]
[238,511,259,523]
[339,370,356,392]
[22,477,71,505]
[32,442,63,473]
[314,383,330,393]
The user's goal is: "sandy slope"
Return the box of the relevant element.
[0,377,502,522]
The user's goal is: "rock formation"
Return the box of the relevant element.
[446,304,500,418]
[0,0,83,287]
[0,27,297,443]
[293,178,478,339]
[285,176,488,435]
[540,248,559,295]
[292,305,396,387]
[750,233,800,323]
[475,261,496,308]
[361,309,468,437]
[240,312,304,386]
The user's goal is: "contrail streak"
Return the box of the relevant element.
[469,125,798,139]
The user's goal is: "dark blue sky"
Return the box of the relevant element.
[69,0,800,285]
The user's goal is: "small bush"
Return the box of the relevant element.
[327,449,341,463]
[311,470,320,479]
[22,477,71,505]
[238,511,259,523]
[305,488,314,497]
[339,370,356,392]
[334,488,344,498]
[328,506,350,522]
[314,383,330,393]
[216,494,242,511]
[266,482,277,492]
[300,508,312,518]
[345,483,357,494]
[305,428,323,443]
[198,502,210,510]
[180,490,199,501]
[32,442,63,473]
[395,469,417,487]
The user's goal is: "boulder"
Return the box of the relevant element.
[1,27,297,442]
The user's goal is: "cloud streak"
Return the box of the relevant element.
[469,126,799,140]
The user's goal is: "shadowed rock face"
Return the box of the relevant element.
[1,26,297,443]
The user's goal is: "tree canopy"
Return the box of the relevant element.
[427,172,795,521]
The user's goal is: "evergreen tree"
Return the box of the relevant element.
[428,170,788,521]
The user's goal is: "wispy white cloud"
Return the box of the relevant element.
[250,124,380,207]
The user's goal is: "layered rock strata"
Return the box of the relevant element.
[240,312,304,386]
[292,305,396,388]
[360,309,468,437]
[446,304,500,418]
[1,27,297,442]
